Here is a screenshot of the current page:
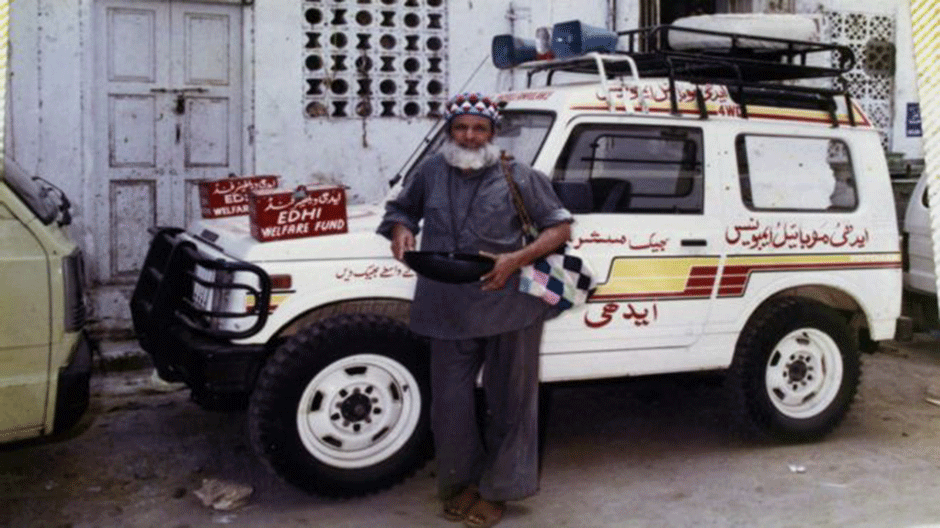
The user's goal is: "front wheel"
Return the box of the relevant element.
[726,298,860,442]
[248,314,431,496]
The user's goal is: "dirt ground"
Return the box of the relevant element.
[1,335,939,528]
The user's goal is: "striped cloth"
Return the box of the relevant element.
[0,0,8,160]
[911,0,940,301]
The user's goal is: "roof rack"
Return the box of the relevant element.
[520,25,857,126]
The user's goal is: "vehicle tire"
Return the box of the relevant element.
[248,314,431,497]
[726,297,860,442]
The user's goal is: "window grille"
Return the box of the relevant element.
[824,10,895,150]
[303,0,448,119]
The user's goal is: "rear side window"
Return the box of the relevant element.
[553,125,704,214]
[736,135,857,211]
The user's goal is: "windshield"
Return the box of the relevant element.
[399,111,555,186]
[2,157,60,224]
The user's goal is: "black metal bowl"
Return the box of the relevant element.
[403,251,495,284]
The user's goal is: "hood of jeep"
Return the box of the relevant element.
[187,203,393,262]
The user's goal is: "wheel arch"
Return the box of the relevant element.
[734,283,869,352]
[273,297,413,341]
[242,266,416,345]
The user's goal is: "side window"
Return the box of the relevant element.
[553,125,704,214]
[736,135,857,211]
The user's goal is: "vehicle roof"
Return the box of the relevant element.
[493,23,870,130]
[497,78,872,130]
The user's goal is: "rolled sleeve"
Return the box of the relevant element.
[539,207,574,230]
[377,169,426,240]
[377,204,420,240]
[515,162,574,231]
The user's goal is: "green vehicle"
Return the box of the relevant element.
[0,157,92,444]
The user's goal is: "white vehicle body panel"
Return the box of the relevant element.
[170,78,901,383]
[903,172,938,296]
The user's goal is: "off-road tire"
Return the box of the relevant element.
[248,314,431,497]
[726,297,860,442]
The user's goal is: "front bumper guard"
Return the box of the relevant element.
[131,228,273,403]
[132,227,271,340]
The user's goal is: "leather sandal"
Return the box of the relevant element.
[463,498,505,528]
[443,485,480,522]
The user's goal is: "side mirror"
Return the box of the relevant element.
[552,181,593,214]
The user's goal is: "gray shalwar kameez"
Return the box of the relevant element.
[377,152,572,502]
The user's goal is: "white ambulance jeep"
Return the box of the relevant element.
[131,22,903,497]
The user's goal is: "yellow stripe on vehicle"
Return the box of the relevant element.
[589,253,900,302]
[592,256,720,301]
[246,293,292,313]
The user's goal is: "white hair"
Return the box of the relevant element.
[440,139,501,171]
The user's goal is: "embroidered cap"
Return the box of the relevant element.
[444,92,501,125]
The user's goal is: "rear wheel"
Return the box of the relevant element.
[726,298,860,442]
[248,314,431,496]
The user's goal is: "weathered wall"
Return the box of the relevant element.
[796,0,924,160]
[889,0,924,161]
[9,0,88,248]
[252,0,616,206]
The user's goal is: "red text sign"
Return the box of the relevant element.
[249,185,348,242]
[199,175,279,218]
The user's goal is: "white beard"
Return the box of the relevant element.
[441,139,501,171]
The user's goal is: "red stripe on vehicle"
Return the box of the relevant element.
[716,260,901,298]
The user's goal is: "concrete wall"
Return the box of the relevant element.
[252,0,616,206]
[9,1,89,249]
[889,0,924,161]
[796,0,924,160]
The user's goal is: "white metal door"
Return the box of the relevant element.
[93,0,243,283]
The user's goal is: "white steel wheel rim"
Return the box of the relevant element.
[296,354,421,469]
[764,328,844,419]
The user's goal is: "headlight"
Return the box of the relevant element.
[62,250,87,332]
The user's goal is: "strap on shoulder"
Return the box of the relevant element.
[499,151,538,239]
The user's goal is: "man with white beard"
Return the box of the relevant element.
[378,92,572,527]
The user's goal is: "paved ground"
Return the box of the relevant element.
[1,335,939,528]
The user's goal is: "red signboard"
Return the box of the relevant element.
[198,175,280,218]
[248,185,348,242]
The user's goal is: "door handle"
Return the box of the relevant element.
[150,88,208,115]
[681,239,707,247]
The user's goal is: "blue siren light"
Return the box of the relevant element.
[492,34,538,69]
[551,20,618,58]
